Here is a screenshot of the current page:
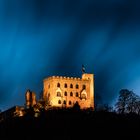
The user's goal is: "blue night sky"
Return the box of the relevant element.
[0,0,140,111]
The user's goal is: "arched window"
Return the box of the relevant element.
[83,85,86,89]
[58,100,61,104]
[76,84,79,89]
[63,100,66,105]
[76,92,79,97]
[70,92,73,96]
[81,90,87,100]
[64,83,67,88]
[57,83,60,88]
[57,92,61,97]
[81,94,86,100]
[70,84,73,88]
[64,92,67,96]
[69,101,72,105]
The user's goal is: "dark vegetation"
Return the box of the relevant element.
[0,109,140,140]
[0,89,140,140]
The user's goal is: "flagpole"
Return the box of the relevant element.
[82,64,86,74]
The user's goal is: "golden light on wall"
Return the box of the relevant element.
[43,73,94,110]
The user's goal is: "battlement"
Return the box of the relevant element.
[44,75,82,82]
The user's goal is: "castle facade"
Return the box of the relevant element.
[43,73,94,109]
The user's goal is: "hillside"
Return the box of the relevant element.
[0,109,140,140]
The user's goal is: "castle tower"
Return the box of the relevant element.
[82,73,94,109]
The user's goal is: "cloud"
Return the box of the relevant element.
[0,0,140,110]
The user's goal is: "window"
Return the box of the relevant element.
[76,84,79,89]
[69,101,72,105]
[81,91,87,100]
[83,85,86,89]
[63,100,66,105]
[70,84,73,88]
[58,100,61,104]
[57,83,60,88]
[76,92,79,97]
[64,92,67,96]
[70,92,73,96]
[57,92,61,97]
[81,94,86,100]
[64,83,67,88]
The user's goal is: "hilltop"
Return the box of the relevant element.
[0,109,140,140]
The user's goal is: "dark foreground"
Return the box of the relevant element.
[0,109,140,140]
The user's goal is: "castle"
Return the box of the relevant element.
[0,72,94,120]
[43,73,94,109]
[26,73,94,110]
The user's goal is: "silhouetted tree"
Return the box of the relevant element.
[102,104,113,112]
[115,89,140,114]
[96,104,113,112]
[126,93,138,113]
[115,89,133,114]
[132,96,140,114]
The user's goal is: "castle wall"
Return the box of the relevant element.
[43,74,94,109]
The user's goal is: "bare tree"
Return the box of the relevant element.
[126,92,137,113]
[115,89,140,114]
[115,89,133,114]
[133,97,140,114]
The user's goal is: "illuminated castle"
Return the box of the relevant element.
[26,73,94,109]
[0,72,94,120]
[25,72,94,110]
[43,73,94,109]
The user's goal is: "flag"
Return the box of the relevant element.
[82,64,86,73]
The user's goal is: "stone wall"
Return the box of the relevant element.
[43,73,94,109]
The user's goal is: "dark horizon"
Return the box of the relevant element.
[0,0,140,111]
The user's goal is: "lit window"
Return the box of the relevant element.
[57,92,61,97]
[83,85,86,89]
[76,92,79,97]
[64,92,67,96]
[70,92,73,96]
[69,101,72,105]
[76,84,79,89]
[58,100,61,104]
[57,83,60,87]
[81,94,86,100]
[64,83,67,88]
[70,84,73,88]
